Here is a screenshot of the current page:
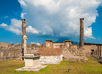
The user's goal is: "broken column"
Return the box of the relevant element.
[21,19,26,48]
[23,35,27,54]
[79,18,84,48]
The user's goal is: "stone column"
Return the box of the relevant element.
[79,18,84,48]
[23,35,27,54]
[21,19,26,48]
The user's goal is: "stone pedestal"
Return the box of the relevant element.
[24,54,41,67]
[16,53,47,71]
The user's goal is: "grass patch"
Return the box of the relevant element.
[0,56,102,74]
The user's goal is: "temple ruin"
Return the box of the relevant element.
[0,18,102,64]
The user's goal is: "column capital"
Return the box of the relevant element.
[80,18,84,20]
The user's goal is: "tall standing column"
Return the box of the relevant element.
[22,19,26,48]
[80,18,84,48]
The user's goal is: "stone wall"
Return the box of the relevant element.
[84,45,97,56]
[0,47,22,60]
[62,46,87,61]
[46,40,72,48]
[46,40,53,48]
[0,43,40,60]
[53,43,64,48]
[72,45,78,49]
[39,55,63,64]
[71,45,98,56]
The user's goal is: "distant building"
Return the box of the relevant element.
[46,40,72,48]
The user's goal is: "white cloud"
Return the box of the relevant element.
[8,27,22,35]
[0,18,39,35]
[4,16,9,18]
[18,0,26,6]
[31,42,40,45]
[26,26,39,34]
[21,13,27,19]
[0,23,8,27]
[18,0,102,39]
[31,42,36,44]
[84,27,95,39]
[10,19,22,28]
[0,19,22,35]
[36,42,40,45]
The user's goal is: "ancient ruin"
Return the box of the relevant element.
[21,19,26,48]
[0,18,102,71]
[80,18,84,48]
[16,53,47,71]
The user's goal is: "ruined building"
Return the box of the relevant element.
[46,40,72,48]
[0,18,102,62]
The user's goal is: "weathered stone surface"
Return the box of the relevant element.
[16,53,47,71]
[80,18,84,48]
[0,43,8,48]
[39,55,63,64]
[23,35,27,54]
[16,65,47,71]
[46,40,72,48]
[62,46,87,61]
[21,19,26,48]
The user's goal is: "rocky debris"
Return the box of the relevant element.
[62,46,88,61]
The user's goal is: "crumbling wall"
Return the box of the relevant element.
[53,43,64,48]
[62,46,87,61]
[72,45,78,49]
[84,45,97,56]
[0,47,22,60]
[0,44,40,60]
[0,43,8,48]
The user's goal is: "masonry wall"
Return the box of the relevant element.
[0,44,41,60]
[39,55,63,64]
[46,41,52,48]
[53,43,64,48]
[84,45,97,56]
[72,45,78,49]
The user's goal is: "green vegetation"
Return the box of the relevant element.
[0,56,102,74]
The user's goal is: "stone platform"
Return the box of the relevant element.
[16,53,47,71]
[16,65,47,71]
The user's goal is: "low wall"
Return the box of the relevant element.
[39,55,63,64]
[0,46,39,60]
[0,47,22,60]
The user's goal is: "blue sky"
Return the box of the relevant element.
[0,0,102,44]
